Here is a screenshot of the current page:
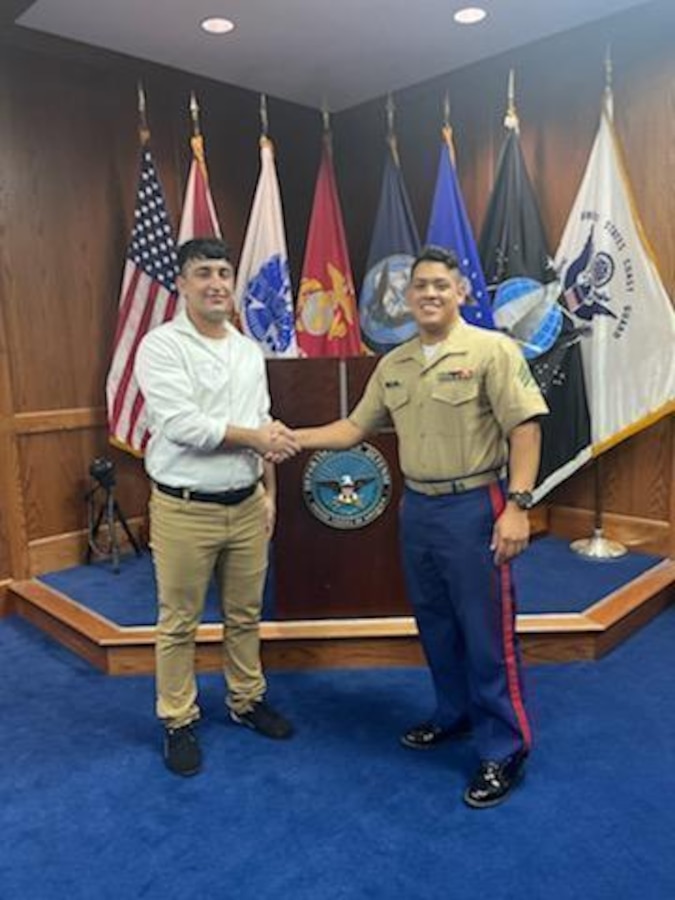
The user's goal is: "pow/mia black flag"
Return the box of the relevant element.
[478,107,591,496]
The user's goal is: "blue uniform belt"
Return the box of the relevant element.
[154,481,258,506]
[404,468,505,496]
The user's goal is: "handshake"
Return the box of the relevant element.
[256,420,303,463]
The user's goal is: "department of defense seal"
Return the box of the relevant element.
[302,443,392,530]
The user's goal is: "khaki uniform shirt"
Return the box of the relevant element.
[349,319,548,494]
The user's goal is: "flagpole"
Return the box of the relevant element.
[570,54,626,560]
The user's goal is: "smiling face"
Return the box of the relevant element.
[178,256,236,338]
[406,260,465,341]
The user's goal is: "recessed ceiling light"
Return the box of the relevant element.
[200,17,236,35]
[453,7,487,25]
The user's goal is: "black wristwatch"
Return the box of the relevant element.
[506,490,535,511]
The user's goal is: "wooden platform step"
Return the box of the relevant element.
[5,559,675,675]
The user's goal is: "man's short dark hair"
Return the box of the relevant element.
[410,245,460,278]
[176,238,233,274]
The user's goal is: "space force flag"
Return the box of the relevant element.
[555,93,675,452]
[235,136,298,357]
[479,74,592,498]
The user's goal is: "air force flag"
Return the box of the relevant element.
[555,97,675,450]
[236,137,298,357]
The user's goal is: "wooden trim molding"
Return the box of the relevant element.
[13,407,106,435]
[8,560,675,674]
[28,517,146,575]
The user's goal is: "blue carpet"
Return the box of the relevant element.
[1,606,675,899]
[36,536,663,625]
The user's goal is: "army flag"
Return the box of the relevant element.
[235,136,298,358]
[479,94,591,497]
[296,135,362,357]
[426,125,493,329]
[358,136,420,352]
[555,93,675,456]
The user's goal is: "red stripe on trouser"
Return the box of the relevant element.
[489,482,532,752]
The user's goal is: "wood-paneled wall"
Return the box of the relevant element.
[1,1,674,616]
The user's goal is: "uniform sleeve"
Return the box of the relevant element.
[135,332,226,451]
[348,359,391,433]
[485,335,549,435]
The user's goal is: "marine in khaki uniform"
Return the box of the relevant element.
[294,245,548,809]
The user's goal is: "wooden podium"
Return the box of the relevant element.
[267,357,411,620]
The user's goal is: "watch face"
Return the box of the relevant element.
[509,491,534,510]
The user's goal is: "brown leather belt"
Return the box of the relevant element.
[154,481,258,506]
[404,469,504,497]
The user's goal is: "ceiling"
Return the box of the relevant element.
[15,0,655,111]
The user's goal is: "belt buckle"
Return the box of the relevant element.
[181,488,192,501]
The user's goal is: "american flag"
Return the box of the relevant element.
[106,146,179,454]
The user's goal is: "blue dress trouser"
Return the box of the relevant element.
[400,483,532,762]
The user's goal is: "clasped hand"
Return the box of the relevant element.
[257,421,300,463]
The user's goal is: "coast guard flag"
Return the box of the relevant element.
[296,136,362,357]
[479,121,591,497]
[358,138,420,352]
[426,125,493,329]
[235,137,298,358]
[178,133,222,243]
[106,146,179,454]
[555,93,675,453]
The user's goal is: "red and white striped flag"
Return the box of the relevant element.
[106,145,179,455]
[178,133,222,242]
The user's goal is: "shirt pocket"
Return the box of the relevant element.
[430,382,480,435]
[385,384,410,412]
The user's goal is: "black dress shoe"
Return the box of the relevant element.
[230,700,294,739]
[463,751,527,809]
[400,718,471,750]
[164,724,202,777]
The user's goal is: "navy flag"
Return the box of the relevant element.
[427,123,493,329]
[478,78,591,496]
[358,130,420,353]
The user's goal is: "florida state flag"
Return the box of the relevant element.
[296,136,362,357]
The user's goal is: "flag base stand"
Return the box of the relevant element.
[570,527,627,560]
[569,459,627,560]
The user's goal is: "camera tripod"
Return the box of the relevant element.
[86,482,142,573]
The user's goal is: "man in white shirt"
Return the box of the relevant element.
[135,237,299,776]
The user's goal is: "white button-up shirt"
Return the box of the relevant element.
[135,311,270,491]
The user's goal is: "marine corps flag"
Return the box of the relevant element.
[178,94,222,243]
[426,120,493,329]
[296,129,362,357]
[479,73,591,497]
[555,87,675,456]
[358,97,420,352]
[235,97,297,358]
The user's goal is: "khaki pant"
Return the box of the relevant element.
[149,485,268,729]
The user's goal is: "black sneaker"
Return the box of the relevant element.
[400,718,471,750]
[164,724,202,777]
[230,700,294,739]
[463,751,527,809]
